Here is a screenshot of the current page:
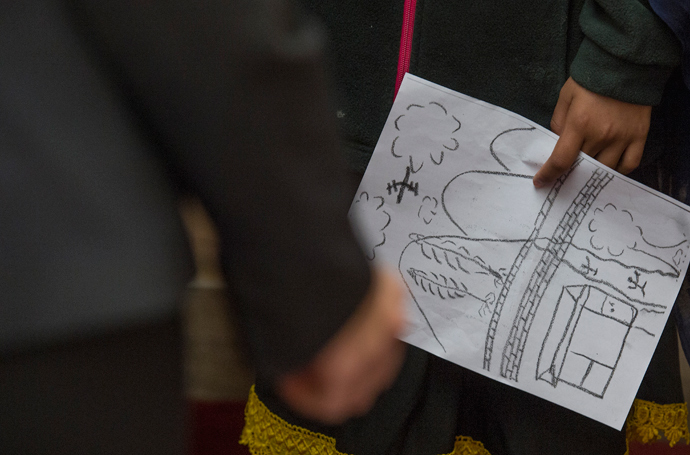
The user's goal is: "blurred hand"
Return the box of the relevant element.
[275,266,407,425]
[533,77,652,188]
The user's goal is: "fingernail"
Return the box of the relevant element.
[533,178,544,188]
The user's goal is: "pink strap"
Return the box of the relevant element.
[395,0,418,98]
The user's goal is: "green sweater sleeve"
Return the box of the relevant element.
[570,0,681,105]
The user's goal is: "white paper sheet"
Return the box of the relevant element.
[350,74,690,429]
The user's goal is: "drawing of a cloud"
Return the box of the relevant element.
[588,204,637,257]
[585,203,688,276]
[391,101,461,173]
[350,192,391,260]
[418,196,438,224]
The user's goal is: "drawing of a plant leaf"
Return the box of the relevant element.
[416,237,504,285]
[407,268,467,300]
[420,242,444,265]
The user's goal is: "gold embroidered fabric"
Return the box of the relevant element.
[240,386,489,455]
[625,399,689,452]
[241,386,689,455]
[240,385,350,455]
[442,436,491,455]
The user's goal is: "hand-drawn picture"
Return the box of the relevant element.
[391,101,462,173]
[351,191,391,260]
[399,233,512,351]
[537,285,637,398]
[489,127,536,172]
[387,165,419,204]
[350,74,690,429]
[417,196,439,224]
[383,100,461,205]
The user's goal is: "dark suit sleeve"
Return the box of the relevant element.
[65,0,371,382]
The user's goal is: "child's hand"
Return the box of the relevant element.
[533,77,652,188]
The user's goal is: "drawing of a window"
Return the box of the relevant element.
[537,285,637,398]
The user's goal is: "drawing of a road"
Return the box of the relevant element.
[399,159,684,396]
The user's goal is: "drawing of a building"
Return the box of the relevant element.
[537,285,637,397]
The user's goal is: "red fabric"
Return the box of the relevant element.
[394,0,418,97]
[188,401,250,455]
[629,441,690,454]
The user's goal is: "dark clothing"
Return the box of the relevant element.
[300,0,681,174]
[0,317,184,455]
[256,346,464,455]
[649,0,690,88]
[635,68,690,368]
[0,0,193,354]
[1,0,369,380]
[246,1,686,454]
[253,312,682,455]
[1,0,371,452]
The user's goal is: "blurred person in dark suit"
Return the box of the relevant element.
[0,1,407,453]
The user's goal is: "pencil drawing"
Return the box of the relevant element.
[352,83,690,420]
[390,101,462,172]
[351,191,391,260]
[536,285,637,398]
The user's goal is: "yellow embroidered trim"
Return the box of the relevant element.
[240,385,350,455]
[240,386,492,455]
[625,399,689,453]
[241,388,690,455]
[443,435,491,455]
